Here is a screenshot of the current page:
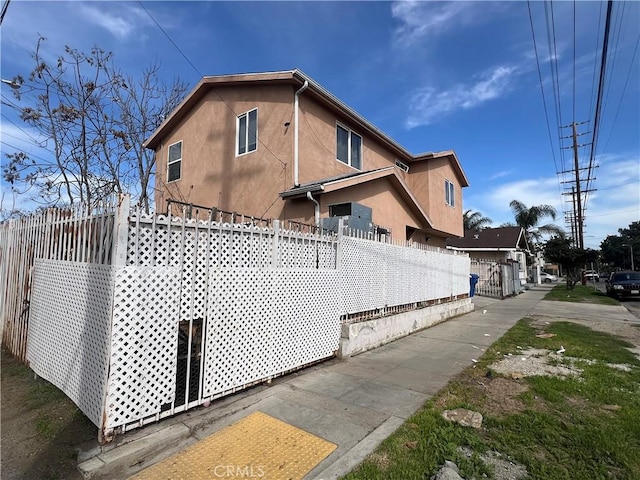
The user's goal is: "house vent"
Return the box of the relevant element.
[473,234,479,239]
[395,160,409,172]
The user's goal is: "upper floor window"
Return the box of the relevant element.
[336,124,362,170]
[395,160,409,172]
[237,108,258,156]
[445,179,455,207]
[167,140,182,182]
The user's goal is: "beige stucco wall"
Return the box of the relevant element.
[296,95,399,183]
[406,158,464,237]
[282,178,422,239]
[152,83,464,240]
[154,84,295,219]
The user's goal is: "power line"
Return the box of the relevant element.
[1,113,42,145]
[588,208,639,218]
[584,0,614,208]
[572,0,577,124]
[0,0,10,25]
[546,1,567,178]
[138,1,289,172]
[0,140,53,164]
[527,0,562,201]
[601,32,640,154]
[597,180,640,191]
[137,2,202,77]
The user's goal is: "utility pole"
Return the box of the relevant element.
[572,122,584,249]
[559,121,595,250]
[570,187,577,247]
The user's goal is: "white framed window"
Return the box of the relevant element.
[395,159,409,172]
[336,124,362,170]
[167,140,182,182]
[445,179,455,207]
[236,108,258,156]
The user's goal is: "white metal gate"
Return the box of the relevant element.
[470,258,522,298]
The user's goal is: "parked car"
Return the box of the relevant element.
[606,271,640,300]
[583,270,600,282]
[539,272,558,283]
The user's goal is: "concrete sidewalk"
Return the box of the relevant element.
[78,286,551,480]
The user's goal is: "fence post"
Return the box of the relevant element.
[271,219,280,269]
[336,217,344,270]
[111,194,130,267]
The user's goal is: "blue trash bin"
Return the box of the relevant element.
[470,274,480,297]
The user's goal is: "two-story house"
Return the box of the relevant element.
[144,70,469,247]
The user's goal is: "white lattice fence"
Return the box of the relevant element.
[27,261,115,427]
[105,267,181,429]
[1,202,118,361]
[125,211,338,322]
[18,200,472,441]
[341,236,470,314]
[203,269,341,398]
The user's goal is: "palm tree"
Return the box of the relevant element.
[463,209,493,231]
[509,200,564,244]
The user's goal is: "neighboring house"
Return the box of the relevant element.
[144,69,469,247]
[447,226,531,283]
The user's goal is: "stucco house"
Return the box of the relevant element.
[447,226,531,283]
[144,70,469,247]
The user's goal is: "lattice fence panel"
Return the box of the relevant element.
[105,266,181,429]
[340,237,388,313]
[341,237,469,314]
[27,261,114,428]
[202,270,341,398]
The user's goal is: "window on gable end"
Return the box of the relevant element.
[445,179,455,207]
[237,108,258,156]
[336,124,362,170]
[167,140,182,182]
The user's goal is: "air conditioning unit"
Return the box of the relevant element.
[323,202,373,234]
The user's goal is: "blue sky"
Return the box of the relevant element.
[1,1,638,249]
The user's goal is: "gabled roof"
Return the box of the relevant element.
[447,226,530,252]
[280,167,434,229]
[143,69,469,187]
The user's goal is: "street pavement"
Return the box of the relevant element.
[77,284,638,480]
[591,279,640,319]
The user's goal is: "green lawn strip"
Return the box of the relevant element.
[483,319,639,368]
[341,319,640,479]
[544,284,619,305]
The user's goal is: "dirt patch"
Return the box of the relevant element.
[490,349,583,379]
[458,446,528,480]
[1,349,95,480]
[531,315,640,347]
[367,452,390,470]
[480,377,529,417]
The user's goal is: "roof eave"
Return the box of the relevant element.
[279,184,325,199]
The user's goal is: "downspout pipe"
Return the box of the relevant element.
[306,191,320,229]
[294,80,309,187]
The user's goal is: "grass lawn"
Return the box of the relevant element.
[341,319,640,480]
[1,349,95,480]
[544,284,619,305]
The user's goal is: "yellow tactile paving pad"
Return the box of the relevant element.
[131,411,337,480]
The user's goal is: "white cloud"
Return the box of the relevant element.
[483,177,564,219]
[489,170,513,180]
[466,155,640,249]
[406,65,519,127]
[77,4,151,39]
[391,1,471,47]
[580,156,640,248]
